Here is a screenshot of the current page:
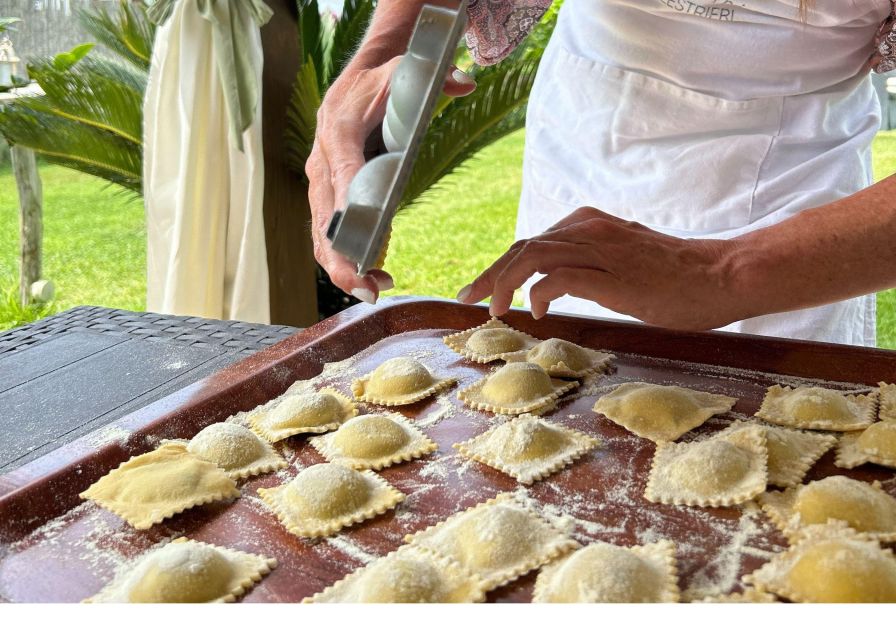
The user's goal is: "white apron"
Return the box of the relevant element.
[518,0,889,346]
[144,0,270,323]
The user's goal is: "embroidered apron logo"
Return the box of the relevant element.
[656,0,741,21]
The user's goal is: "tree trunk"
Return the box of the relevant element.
[12,145,43,307]
[260,0,320,327]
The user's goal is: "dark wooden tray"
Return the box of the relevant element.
[1,297,894,603]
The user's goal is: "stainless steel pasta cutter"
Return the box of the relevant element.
[326,1,468,275]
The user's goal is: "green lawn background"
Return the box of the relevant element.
[2,128,896,346]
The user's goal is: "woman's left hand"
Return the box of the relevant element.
[456,207,747,331]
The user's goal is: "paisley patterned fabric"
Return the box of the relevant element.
[872,2,896,73]
[465,0,551,65]
[468,0,896,72]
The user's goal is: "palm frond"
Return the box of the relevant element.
[324,0,375,86]
[297,0,328,94]
[0,106,142,192]
[23,55,145,144]
[77,0,155,72]
[284,58,322,178]
[401,58,539,208]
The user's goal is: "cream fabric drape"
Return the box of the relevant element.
[144,0,270,323]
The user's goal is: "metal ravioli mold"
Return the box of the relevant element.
[326,2,468,275]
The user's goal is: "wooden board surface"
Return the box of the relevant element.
[1,297,894,603]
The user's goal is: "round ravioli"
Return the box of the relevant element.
[288,464,371,519]
[782,387,856,423]
[467,328,525,356]
[126,543,232,603]
[541,544,674,603]
[856,422,896,459]
[454,504,537,571]
[486,417,567,462]
[332,414,410,458]
[481,363,555,405]
[187,422,266,470]
[667,439,754,495]
[622,386,704,430]
[786,538,896,603]
[273,392,345,428]
[793,476,896,535]
[358,555,446,603]
[527,338,590,372]
[366,357,435,397]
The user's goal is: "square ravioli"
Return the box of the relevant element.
[744,524,896,603]
[759,475,896,543]
[248,387,357,442]
[836,421,896,470]
[532,540,679,603]
[879,382,896,420]
[351,357,456,406]
[86,538,276,603]
[257,463,404,538]
[754,385,876,432]
[593,382,737,443]
[453,415,600,485]
[457,362,578,416]
[404,492,577,591]
[506,337,615,379]
[303,545,486,603]
[718,420,836,488]
[443,317,540,363]
[644,424,767,507]
[80,441,240,530]
[309,412,437,471]
[182,422,286,480]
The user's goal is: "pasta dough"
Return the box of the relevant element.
[457,362,578,415]
[836,421,896,470]
[513,337,615,379]
[352,357,456,406]
[80,441,240,530]
[257,463,404,538]
[304,545,486,603]
[443,317,540,363]
[879,382,896,421]
[645,424,767,507]
[186,422,286,479]
[404,492,577,590]
[719,420,836,488]
[453,415,600,485]
[533,540,679,603]
[86,538,276,603]
[309,413,437,470]
[249,388,356,442]
[760,475,896,542]
[745,524,896,603]
[755,385,876,432]
[593,382,736,442]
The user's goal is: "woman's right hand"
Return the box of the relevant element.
[306,59,476,303]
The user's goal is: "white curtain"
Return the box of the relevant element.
[143,0,270,323]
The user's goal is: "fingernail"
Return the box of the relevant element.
[452,68,475,85]
[456,284,472,303]
[374,274,394,292]
[351,287,377,305]
[489,302,500,317]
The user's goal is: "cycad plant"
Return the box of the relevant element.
[0,0,153,193]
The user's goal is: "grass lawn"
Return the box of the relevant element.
[2,128,896,347]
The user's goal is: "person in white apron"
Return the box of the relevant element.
[307,0,896,346]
